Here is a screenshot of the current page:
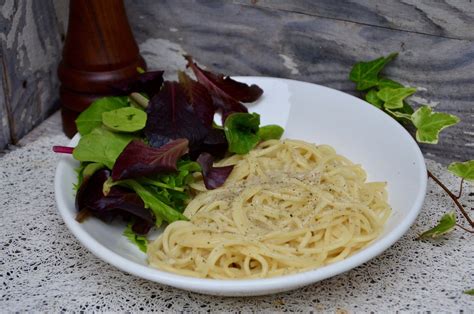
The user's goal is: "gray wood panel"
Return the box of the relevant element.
[0,0,65,150]
[0,53,11,149]
[125,0,473,165]
[235,0,474,40]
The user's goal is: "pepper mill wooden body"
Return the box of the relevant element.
[58,0,146,137]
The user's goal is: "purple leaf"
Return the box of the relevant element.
[144,82,210,151]
[76,169,154,227]
[197,152,234,190]
[178,71,215,127]
[111,70,164,98]
[185,55,263,118]
[190,128,228,160]
[112,138,189,180]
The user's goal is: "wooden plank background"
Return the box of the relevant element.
[124,0,474,165]
[0,0,472,166]
[0,0,66,149]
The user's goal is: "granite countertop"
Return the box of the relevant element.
[1,112,472,312]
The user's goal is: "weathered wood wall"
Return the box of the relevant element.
[0,0,472,165]
[124,0,474,165]
[0,0,67,149]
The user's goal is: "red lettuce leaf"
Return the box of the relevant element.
[185,55,263,119]
[178,71,215,128]
[112,138,189,180]
[76,169,154,229]
[144,82,210,151]
[197,152,234,190]
[111,70,164,98]
[190,128,228,160]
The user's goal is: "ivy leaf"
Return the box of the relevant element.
[349,53,398,91]
[224,112,260,154]
[377,87,417,109]
[365,89,383,108]
[123,222,148,253]
[102,107,147,132]
[447,160,474,183]
[464,289,474,296]
[73,127,134,169]
[386,101,415,122]
[417,211,456,239]
[411,106,460,144]
[75,97,128,135]
[377,78,404,89]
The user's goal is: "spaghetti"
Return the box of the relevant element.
[147,139,391,279]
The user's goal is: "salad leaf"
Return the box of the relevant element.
[365,88,383,108]
[349,53,398,91]
[418,211,456,239]
[117,179,188,223]
[377,87,417,109]
[258,125,284,141]
[102,107,147,132]
[197,152,234,190]
[111,70,164,98]
[140,160,201,212]
[123,222,148,253]
[178,71,215,127]
[447,160,474,183]
[76,169,154,226]
[144,82,210,151]
[111,138,189,180]
[76,97,128,135]
[185,55,262,119]
[74,163,87,192]
[224,112,260,154]
[73,127,134,169]
[411,106,460,144]
[83,162,104,180]
[196,128,229,159]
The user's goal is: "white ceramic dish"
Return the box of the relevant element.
[55,77,427,296]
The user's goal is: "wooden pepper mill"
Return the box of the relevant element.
[58,0,146,137]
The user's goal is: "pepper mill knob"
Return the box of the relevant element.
[58,0,146,137]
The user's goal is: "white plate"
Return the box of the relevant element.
[55,77,427,296]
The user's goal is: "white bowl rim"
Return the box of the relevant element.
[54,76,427,296]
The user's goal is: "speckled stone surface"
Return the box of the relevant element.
[0,119,473,312]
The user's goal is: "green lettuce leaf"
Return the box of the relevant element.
[102,107,147,132]
[82,162,105,180]
[418,211,456,239]
[224,112,260,154]
[258,125,284,141]
[117,179,188,223]
[349,53,398,91]
[447,160,474,183]
[377,87,417,109]
[411,106,460,144]
[72,127,134,169]
[76,97,128,135]
[123,223,148,253]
